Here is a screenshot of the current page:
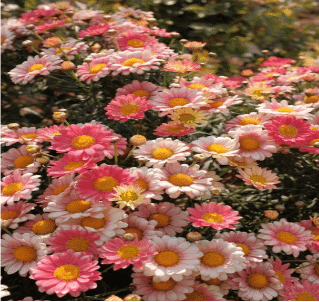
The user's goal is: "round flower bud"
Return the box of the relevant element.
[44,37,62,47]
[104,295,123,301]
[36,155,50,164]
[130,135,146,146]
[103,14,112,21]
[275,204,285,212]
[241,69,254,77]
[262,49,269,55]
[107,29,117,36]
[186,232,202,242]
[123,294,142,301]
[91,43,101,53]
[147,18,157,25]
[61,61,76,71]
[171,32,180,39]
[7,123,20,130]
[313,142,319,148]
[64,10,74,17]
[25,24,35,30]
[192,154,206,163]
[180,39,188,45]
[264,210,279,220]
[53,111,68,123]
[295,201,305,208]
[208,52,217,58]
[26,144,41,153]
[122,233,135,241]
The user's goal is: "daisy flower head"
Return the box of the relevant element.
[229,125,277,160]
[78,23,111,38]
[0,276,10,298]
[163,60,201,74]
[142,43,177,60]
[195,239,246,280]
[35,20,66,34]
[257,218,314,257]
[110,50,162,76]
[30,250,101,297]
[8,55,62,85]
[132,138,190,168]
[75,164,136,203]
[237,166,280,190]
[264,115,312,147]
[169,107,207,128]
[299,130,319,154]
[104,94,152,122]
[268,257,298,286]
[245,82,273,101]
[187,202,241,230]
[1,233,47,277]
[299,219,319,253]
[280,280,319,301]
[218,231,268,266]
[99,235,156,270]
[261,56,295,67]
[1,170,41,205]
[184,282,225,301]
[198,275,231,296]
[191,135,239,165]
[131,202,189,237]
[200,95,243,115]
[37,124,66,142]
[154,122,196,137]
[1,27,15,53]
[143,235,202,282]
[298,253,319,284]
[1,126,42,146]
[158,162,214,199]
[117,30,158,50]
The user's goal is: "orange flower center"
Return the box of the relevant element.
[71,135,95,149]
[295,292,316,301]
[179,113,195,123]
[32,220,57,235]
[275,270,286,284]
[304,95,319,104]
[127,39,145,48]
[28,64,45,72]
[236,243,250,256]
[204,278,223,286]
[250,174,267,184]
[208,101,223,108]
[63,161,85,171]
[184,290,206,301]
[148,213,171,228]
[54,264,81,281]
[246,273,269,289]
[201,252,225,267]
[152,147,174,159]
[53,184,69,195]
[188,84,206,90]
[125,227,144,240]
[2,182,24,196]
[67,237,90,252]
[154,250,180,267]
[168,98,189,108]
[168,173,193,186]
[65,200,92,213]
[276,231,297,244]
[13,155,34,168]
[89,63,107,73]
[1,210,20,220]
[134,179,149,191]
[275,107,295,113]
[122,58,145,67]
[80,217,106,229]
[278,125,298,137]
[117,244,141,259]
[21,133,38,139]
[94,176,118,192]
[202,212,224,223]
[119,103,139,115]
[132,89,151,99]
[239,117,260,126]
[239,137,261,151]
[13,245,37,262]
[151,279,177,292]
[206,144,228,153]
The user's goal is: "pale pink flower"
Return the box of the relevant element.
[1,27,15,53]
[184,282,225,301]
[200,96,242,115]
[37,125,66,142]
[163,60,201,74]
[35,20,66,34]
[78,23,111,38]
[299,130,319,154]
[117,30,158,50]
[268,257,298,286]
[261,56,294,67]
[1,126,42,146]
[298,253,319,284]
[280,280,319,301]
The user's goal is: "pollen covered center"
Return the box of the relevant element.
[188,84,206,90]
[179,113,195,123]
[275,107,295,113]
[28,64,45,72]
[66,200,92,213]
[209,101,223,108]
[236,243,250,256]
[250,175,267,184]
[120,191,138,202]
[117,244,141,259]
[21,133,38,139]
[239,137,261,151]
[155,250,180,267]
[206,144,228,153]
[152,147,174,160]
[275,270,286,284]
[278,125,298,137]
[246,273,269,289]
[71,135,96,149]
[132,90,151,99]
[201,251,225,267]
[125,227,144,241]
[67,237,90,252]
[134,179,149,191]
[80,217,106,229]
[168,173,194,186]
[2,182,24,196]
[89,63,107,73]
[276,231,297,244]
[202,212,224,223]
[14,155,34,168]
[168,98,190,108]
[127,39,145,48]
[13,245,37,262]
[64,161,85,171]
[1,210,20,220]
[151,279,177,292]
[53,184,69,195]
[185,290,206,301]
[119,103,139,115]
[94,176,118,192]
[32,219,57,235]
[148,213,171,228]
[54,264,81,281]
[295,292,316,301]
[239,117,260,126]
[122,58,145,67]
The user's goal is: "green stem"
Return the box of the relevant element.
[113,143,118,166]
[101,265,114,274]
[122,146,137,163]
[2,228,12,235]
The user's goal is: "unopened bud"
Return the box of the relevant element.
[44,37,62,47]
[91,43,101,53]
[313,142,319,148]
[192,154,206,162]
[104,295,123,301]
[130,135,147,146]
[61,61,75,71]
[147,18,157,26]
[22,40,33,47]
[122,233,135,241]
[53,111,68,123]
[7,123,20,130]
[264,210,279,220]
[64,10,74,17]
[36,155,50,164]
[170,83,181,88]
[84,58,92,63]
[25,24,35,30]
[103,14,112,21]
[241,69,254,77]
[171,32,180,39]
[123,294,142,301]
[295,201,305,208]
[262,49,269,55]
[199,62,206,68]
[6,164,15,170]
[111,137,120,144]
[208,52,217,58]
[180,39,188,45]
[275,204,285,212]
[26,144,40,153]
[107,29,117,36]
[186,231,202,242]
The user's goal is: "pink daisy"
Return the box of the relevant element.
[132,138,190,168]
[99,235,156,270]
[30,250,101,297]
[143,235,202,282]
[261,56,295,67]
[75,164,136,202]
[104,94,152,121]
[35,20,66,34]
[244,82,273,101]
[117,30,158,51]
[131,270,195,301]
[1,170,41,205]
[229,125,277,160]
[1,27,15,53]
[154,122,195,137]
[1,201,36,229]
[8,55,62,85]
[257,218,314,257]
[142,43,177,60]
[163,60,201,74]
[187,202,241,230]
[299,219,319,253]
[299,130,319,154]
[298,253,319,284]
[180,76,216,91]
[237,166,280,190]
[130,202,189,237]
[37,125,66,142]
[1,233,47,277]
[199,275,231,297]
[280,280,319,301]
[268,257,298,286]
[184,282,225,301]
[158,162,213,199]
[78,23,111,38]
[1,126,42,146]
[264,115,312,147]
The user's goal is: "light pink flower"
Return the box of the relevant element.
[1,27,15,53]
[163,60,201,74]
[261,56,294,67]
[154,122,195,137]
[268,257,298,286]
[184,282,225,301]
[117,30,158,51]
[298,253,319,284]
[1,126,42,146]
[78,23,111,38]
[280,280,319,301]
[37,124,66,142]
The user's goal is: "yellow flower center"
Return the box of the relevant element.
[276,231,297,244]
[151,279,177,292]
[132,90,151,99]
[202,212,224,223]
[13,155,34,168]
[65,200,92,213]
[311,228,319,241]
[89,63,107,73]
[168,173,194,186]
[13,245,37,262]
[120,191,138,202]
[80,217,106,229]
[117,244,141,259]
[125,227,143,240]
[1,210,20,220]
[188,84,206,90]
[304,95,319,104]
[66,237,90,252]
[184,290,206,301]
[208,101,223,108]
[201,252,225,267]
[179,113,196,123]
[134,179,149,191]
[152,147,174,160]
[246,273,269,289]
[2,182,24,196]
[168,98,189,108]
[55,47,72,54]
[28,64,45,72]
[63,161,85,171]
[32,220,57,235]
[278,125,298,137]
[167,125,185,133]
[275,107,295,113]
[127,39,145,48]
[148,213,171,228]
[295,292,317,301]
[204,278,223,286]
[54,264,81,281]
[239,137,260,151]
[154,250,180,267]
[71,135,96,149]
[119,103,139,115]
[21,133,38,139]
[1,37,5,45]
[250,174,267,184]
[275,270,286,284]
[236,243,250,256]
[206,144,228,153]
[53,184,69,195]
[94,176,118,192]
[314,264,319,276]
[310,139,319,147]
[239,117,261,126]
[122,58,145,67]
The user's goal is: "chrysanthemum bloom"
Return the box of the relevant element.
[150,88,206,117]
[30,250,101,297]
[245,82,273,101]
[50,123,113,160]
[1,233,47,277]
[75,164,136,203]
[231,262,283,301]
[261,56,295,67]
[268,257,298,287]
[257,218,314,257]
[35,20,66,34]
[154,122,195,137]
[264,115,312,147]
[37,125,66,142]
[117,30,158,50]
[143,235,202,282]
[116,80,162,103]
[299,219,319,253]
[110,50,162,76]
[237,166,280,190]
[229,125,277,160]
[298,253,319,284]
[1,201,36,229]
[191,136,239,165]
[187,202,241,230]
[131,270,195,301]
[299,131,319,154]
[105,94,153,122]
[184,282,225,301]
[218,231,268,266]
[1,170,41,205]
[130,202,188,237]
[281,280,319,301]
[163,60,201,74]
[195,239,246,280]
[1,27,15,53]
[1,126,42,146]
[133,138,190,168]
[99,235,156,270]
[158,163,213,199]
[169,107,207,128]
[78,23,111,38]
[8,55,62,85]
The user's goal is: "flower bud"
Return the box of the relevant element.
[64,10,74,17]
[147,18,157,26]
[122,233,135,241]
[192,154,206,163]
[123,294,142,301]
[104,295,123,301]
[61,61,76,71]
[91,43,101,53]
[295,201,305,208]
[130,135,147,146]
[180,39,188,45]
[44,37,62,47]
[107,29,117,36]
[26,144,40,154]
[111,137,120,144]
[208,52,217,58]
[25,24,35,30]
[171,32,180,39]
[264,210,279,220]
[186,232,202,242]
[53,111,68,123]
[313,142,319,148]
[36,155,50,164]
[241,69,254,77]
[7,123,20,130]
[275,204,285,212]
